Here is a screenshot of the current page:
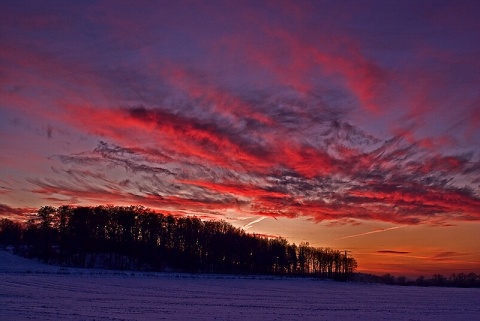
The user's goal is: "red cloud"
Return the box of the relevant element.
[28,177,235,217]
[41,101,480,225]
[59,103,346,179]
[59,104,276,173]
[224,26,386,113]
[161,63,275,126]
[348,185,480,221]
[0,204,37,222]
[279,143,335,178]
[178,179,288,199]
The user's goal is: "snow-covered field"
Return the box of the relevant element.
[1,250,479,321]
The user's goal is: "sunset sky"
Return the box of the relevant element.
[1,0,479,277]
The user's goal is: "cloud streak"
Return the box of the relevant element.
[335,226,407,241]
[242,216,267,230]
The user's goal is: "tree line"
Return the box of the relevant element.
[0,205,357,279]
[381,273,480,288]
[354,272,480,288]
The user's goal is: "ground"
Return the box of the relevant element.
[0,250,479,320]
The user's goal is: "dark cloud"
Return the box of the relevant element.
[0,184,13,195]
[46,125,52,139]
[377,250,410,255]
[432,251,469,261]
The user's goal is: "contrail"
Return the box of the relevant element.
[243,216,267,230]
[334,225,406,241]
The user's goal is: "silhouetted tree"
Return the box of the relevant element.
[0,219,22,248]
[381,273,395,285]
[1,205,359,280]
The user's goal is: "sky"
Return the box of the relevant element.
[1,0,479,277]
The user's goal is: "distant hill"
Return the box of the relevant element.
[352,272,382,284]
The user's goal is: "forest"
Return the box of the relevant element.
[0,205,357,280]
[354,271,480,288]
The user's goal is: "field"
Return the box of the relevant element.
[1,250,479,321]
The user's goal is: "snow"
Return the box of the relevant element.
[1,250,479,320]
